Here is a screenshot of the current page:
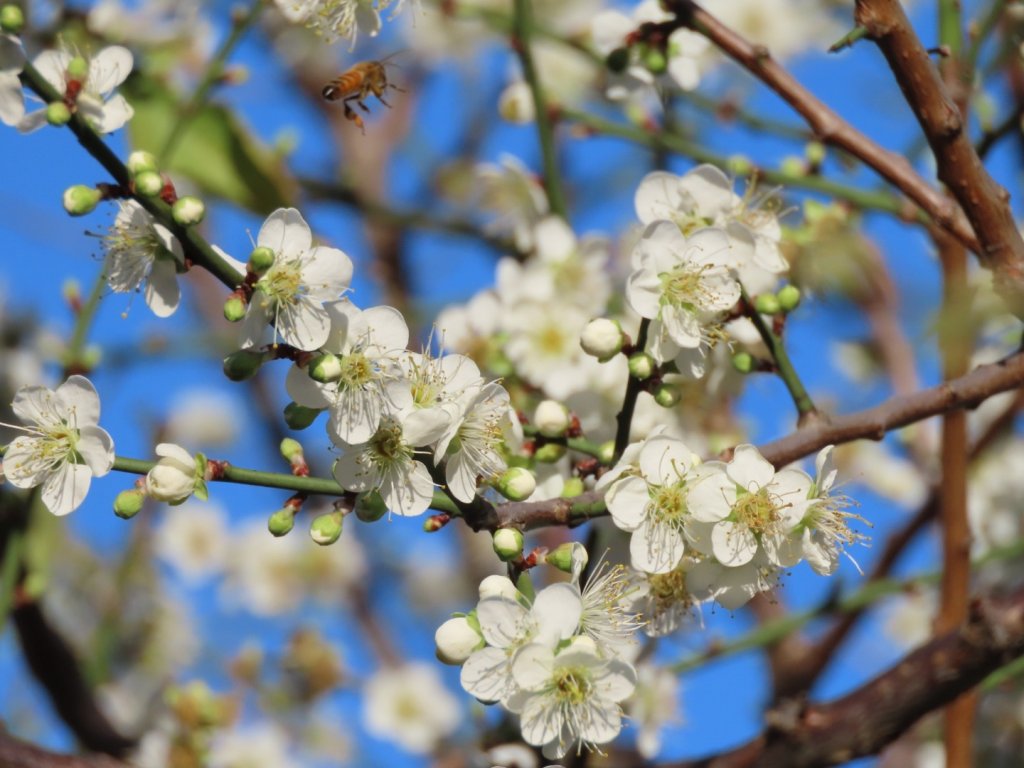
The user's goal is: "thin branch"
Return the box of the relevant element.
[613,319,650,460]
[662,0,979,252]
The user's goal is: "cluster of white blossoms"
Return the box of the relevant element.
[273,0,412,47]
[602,436,860,610]
[437,567,642,759]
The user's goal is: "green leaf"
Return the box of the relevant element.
[122,73,296,215]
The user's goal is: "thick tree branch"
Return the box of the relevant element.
[0,731,128,768]
[854,0,1024,313]
[662,0,979,253]
[659,587,1024,768]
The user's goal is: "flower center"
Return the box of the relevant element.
[731,487,778,536]
[367,421,410,465]
[649,482,689,529]
[536,323,569,356]
[338,351,375,389]
[258,260,302,305]
[659,263,715,312]
[648,567,691,603]
[553,666,592,706]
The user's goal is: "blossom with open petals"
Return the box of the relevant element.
[0,34,25,126]
[103,200,183,318]
[2,376,114,515]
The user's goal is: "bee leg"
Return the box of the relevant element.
[377,94,393,109]
[343,102,365,134]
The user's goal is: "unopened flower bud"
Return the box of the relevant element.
[546,541,586,574]
[580,317,623,361]
[113,489,144,519]
[498,81,534,124]
[533,442,566,463]
[754,293,781,315]
[423,513,451,532]
[279,438,303,463]
[727,155,753,176]
[496,466,536,501]
[62,185,102,216]
[534,400,569,438]
[308,353,342,384]
[605,47,630,73]
[248,245,275,275]
[134,170,164,197]
[642,46,667,74]
[46,102,71,126]
[780,155,806,178]
[597,441,615,465]
[145,443,198,504]
[805,141,826,167]
[222,349,264,381]
[268,507,296,536]
[1,4,25,34]
[777,284,801,312]
[66,55,89,81]
[354,491,387,522]
[732,351,754,373]
[127,150,158,176]
[492,528,524,561]
[309,511,344,545]
[478,574,519,601]
[223,294,246,322]
[434,616,483,665]
[653,382,681,408]
[628,352,654,380]
[284,401,320,430]
[561,476,584,498]
[172,196,205,226]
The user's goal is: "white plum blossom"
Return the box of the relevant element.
[2,376,114,515]
[396,351,483,428]
[145,443,203,504]
[687,444,812,569]
[635,164,787,292]
[476,154,550,253]
[275,0,407,47]
[435,381,518,503]
[507,636,636,759]
[0,34,25,127]
[627,222,738,373]
[590,0,710,100]
[685,550,780,610]
[362,662,461,754]
[603,435,701,574]
[240,208,352,352]
[332,414,447,516]
[209,723,300,768]
[286,300,408,444]
[103,200,184,318]
[714,0,844,62]
[792,445,865,575]
[20,46,134,134]
[155,502,229,585]
[503,300,595,399]
[574,560,643,654]
[436,290,502,356]
[627,558,702,637]
[460,582,582,705]
[165,389,240,447]
[628,660,682,759]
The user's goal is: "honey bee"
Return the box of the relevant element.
[322,55,405,134]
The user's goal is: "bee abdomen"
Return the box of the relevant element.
[322,84,340,100]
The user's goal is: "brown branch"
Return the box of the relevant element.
[854,0,1024,313]
[661,0,979,253]
[486,350,1024,531]
[658,587,1024,768]
[0,731,129,768]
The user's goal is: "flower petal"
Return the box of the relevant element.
[606,476,649,532]
[727,443,775,491]
[77,425,115,476]
[144,256,180,317]
[41,461,92,515]
[258,208,312,259]
[630,519,684,574]
[87,46,132,93]
[57,375,101,427]
[711,520,757,566]
[460,647,512,703]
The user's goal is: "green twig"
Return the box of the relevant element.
[829,25,869,54]
[63,271,106,376]
[158,0,267,165]
[613,319,650,461]
[511,0,568,218]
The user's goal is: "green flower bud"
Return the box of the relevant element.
[780,155,806,178]
[172,196,205,226]
[309,511,344,545]
[284,401,320,430]
[279,438,304,462]
[113,489,145,519]
[754,293,782,315]
[267,507,296,537]
[653,382,681,408]
[223,294,246,322]
[546,541,586,574]
[732,351,754,373]
[727,155,754,176]
[248,245,275,275]
[126,150,158,176]
[423,514,451,532]
[534,399,569,438]
[354,491,387,522]
[134,170,164,197]
[534,442,566,463]
[605,47,631,73]
[62,185,101,216]
[597,440,616,465]
[777,284,802,312]
[805,141,826,166]
[492,528,524,561]
[496,466,536,501]
[222,349,264,381]
[46,102,72,126]
[643,46,667,74]
[66,56,89,81]
[308,353,342,384]
[0,4,25,34]
[628,352,654,380]
[561,476,584,498]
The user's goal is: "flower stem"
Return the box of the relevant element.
[511,0,568,219]
[64,271,106,376]
[613,318,650,461]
